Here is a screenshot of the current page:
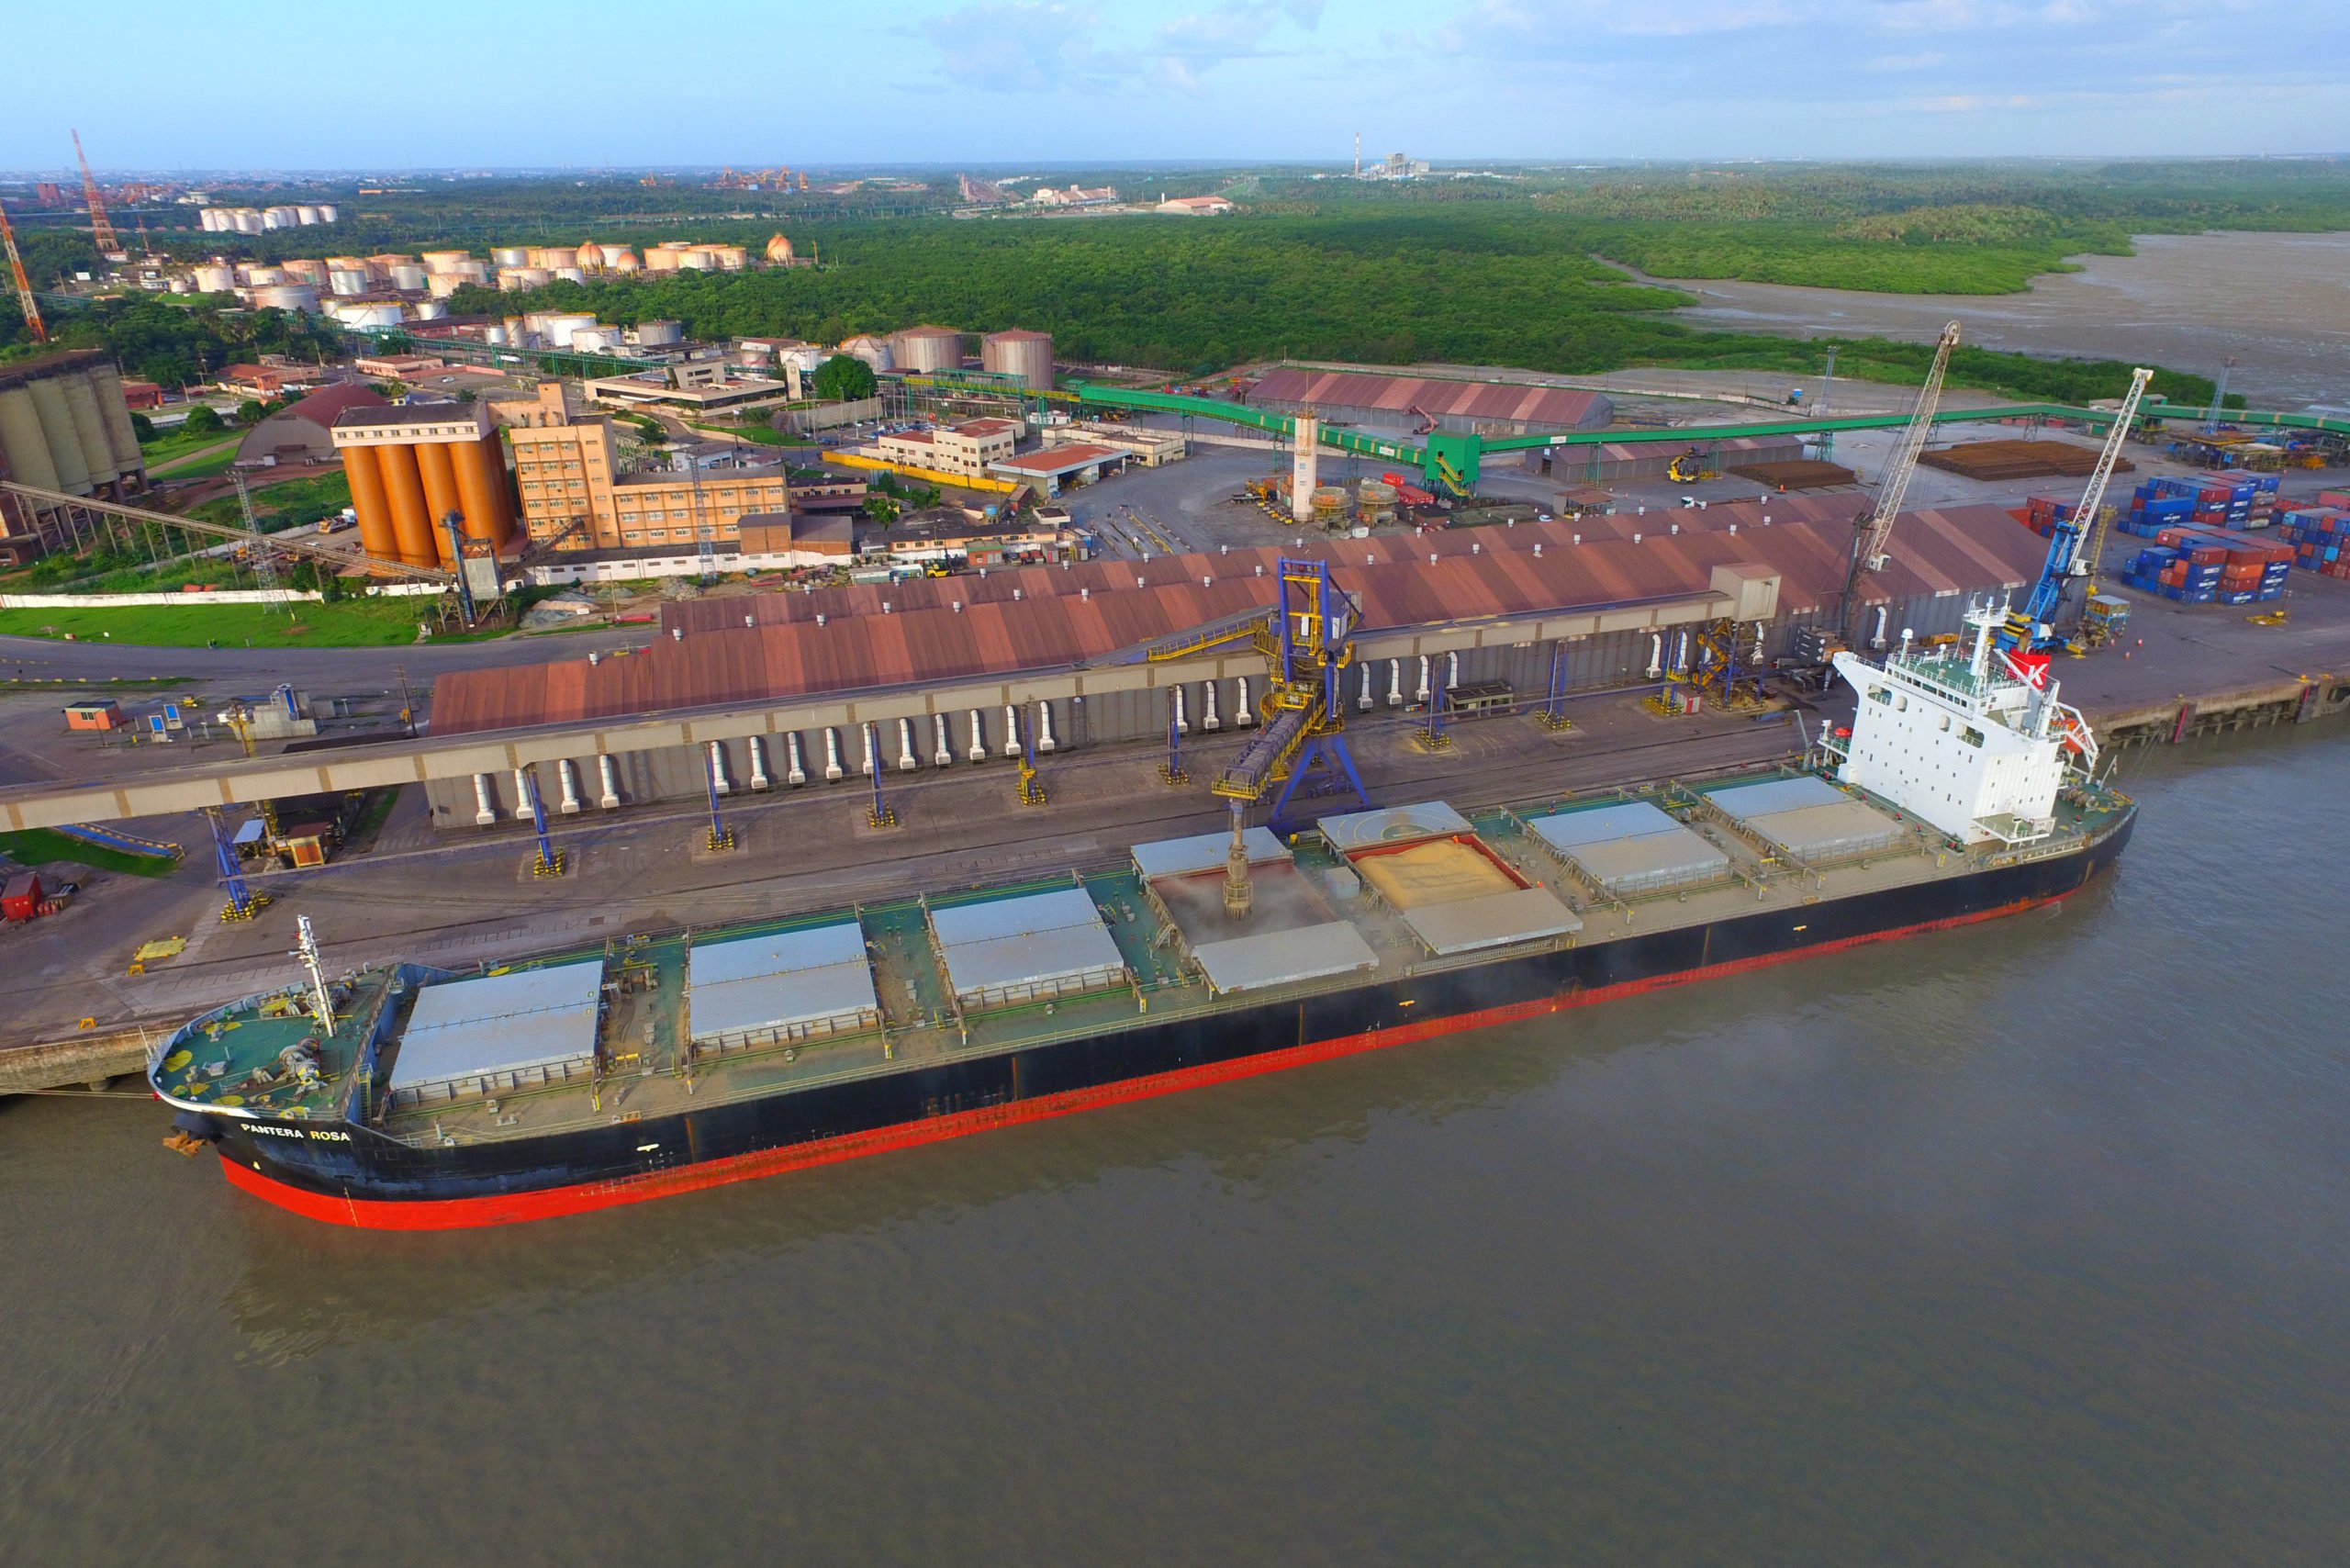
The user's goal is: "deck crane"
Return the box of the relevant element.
[1997,366,2154,656]
[1837,319,1960,646]
[0,198,43,342]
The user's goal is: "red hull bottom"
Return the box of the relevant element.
[221,891,2064,1231]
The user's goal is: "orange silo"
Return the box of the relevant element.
[378,443,438,567]
[341,443,400,567]
[414,440,464,566]
[453,431,517,549]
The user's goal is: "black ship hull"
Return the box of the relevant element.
[186,812,2132,1228]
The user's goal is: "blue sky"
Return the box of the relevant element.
[8,0,2346,171]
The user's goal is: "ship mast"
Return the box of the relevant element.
[294,915,336,1032]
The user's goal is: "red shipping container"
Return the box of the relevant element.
[2,872,43,922]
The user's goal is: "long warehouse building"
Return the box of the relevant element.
[416,497,2042,829]
[1247,365,1614,435]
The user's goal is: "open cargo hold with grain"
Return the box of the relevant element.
[1919,439,2132,482]
[1726,459,1855,491]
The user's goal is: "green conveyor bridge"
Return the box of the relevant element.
[1066,383,2348,494]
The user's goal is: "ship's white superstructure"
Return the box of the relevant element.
[1830,599,2098,846]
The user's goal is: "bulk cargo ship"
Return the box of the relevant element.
[152,602,2132,1229]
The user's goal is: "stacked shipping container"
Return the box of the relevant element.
[2117,472,2281,537]
[2119,528,2291,605]
[2276,507,2350,582]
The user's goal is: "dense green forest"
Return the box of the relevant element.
[441,208,2222,406]
[8,161,2344,402]
[0,294,339,386]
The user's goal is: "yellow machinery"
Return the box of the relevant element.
[1689,619,1768,711]
[1667,448,1717,485]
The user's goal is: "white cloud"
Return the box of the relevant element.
[922,3,1115,92]
[1864,50,1947,72]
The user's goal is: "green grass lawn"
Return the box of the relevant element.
[0,596,441,648]
[152,445,241,480]
[0,827,184,879]
[186,469,352,532]
[140,425,240,469]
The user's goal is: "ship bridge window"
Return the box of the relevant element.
[1867,687,1891,705]
[1960,726,1985,747]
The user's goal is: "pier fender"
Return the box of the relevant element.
[170,1110,224,1144]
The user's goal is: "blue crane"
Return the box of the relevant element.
[1998,367,2154,655]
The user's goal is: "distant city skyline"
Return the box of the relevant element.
[6,0,2346,171]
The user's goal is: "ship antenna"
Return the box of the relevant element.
[295,915,336,1034]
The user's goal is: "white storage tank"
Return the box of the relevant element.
[840,334,895,372]
[536,312,599,348]
[331,301,403,329]
[328,269,368,297]
[484,325,509,346]
[711,245,748,270]
[602,246,640,272]
[532,246,577,270]
[427,273,469,299]
[632,318,683,347]
[569,325,621,353]
[982,330,1054,391]
[893,325,963,372]
[296,205,322,224]
[491,246,530,269]
[230,210,263,234]
[389,263,427,291]
[411,298,448,320]
[554,266,587,285]
[192,263,236,294]
[282,258,330,285]
[245,264,286,286]
[255,285,320,313]
[315,203,338,223]
[421,250,471,274]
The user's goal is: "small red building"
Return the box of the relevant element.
[2,872,45,922]
[63,700,124,731]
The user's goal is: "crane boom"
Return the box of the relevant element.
[0,199,43,343]
[1840,319,1960,640]
[73,129,122,259]
[1999,366,2153,653]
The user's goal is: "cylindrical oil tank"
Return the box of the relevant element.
[0,386,62,492]
[256,285,320,313]
[893,325,962,372]
[28,379,90,494]
[603,248,640,273]
[499,266,551,291]
[296,205,321,224]
[246,265,286,286]
[421,250,471,274]
[712,245,747,270]
[411,298,448,320]
[632,319,682,347]
[676,248,716,271]
[840,335,894,372]
[453,433,515,548]
[427,274,467,299]
[341,443,399,564]
[642,248,681,273]
[192,263,236,294]
[61,375,118,487]
[415,441,464,565]
[377,443,438,567]
[980,330,1053,391]
[328,269,367,297]
[532,246,577,271]
[389,263,427,291]
[282,257,329,285]
[330,302,401,330]
[87,364,143,470]
[491,247,529,269]
[484,325,509,346]
[538,312,597,349]
[553,267,586,285]
[315,203,338,223]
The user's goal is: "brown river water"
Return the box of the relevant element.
[1663,230,2350,410]
[4,727,2349,1565]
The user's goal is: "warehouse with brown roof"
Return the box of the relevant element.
[417,497,2043,828]
[1248,366,1613,434]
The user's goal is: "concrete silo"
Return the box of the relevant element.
[981,330,1053,391]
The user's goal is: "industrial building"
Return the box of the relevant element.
[981,330,1055,391]
[990,442,1130,495]
[418,495,2043,828]
[331,403,519,569]
[0,351,147,561]
[873,419,1021,480]
[239,384,387,468]
[490,383,796,558]
[1044,420,1187,466]
[1248,366,1614,435]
